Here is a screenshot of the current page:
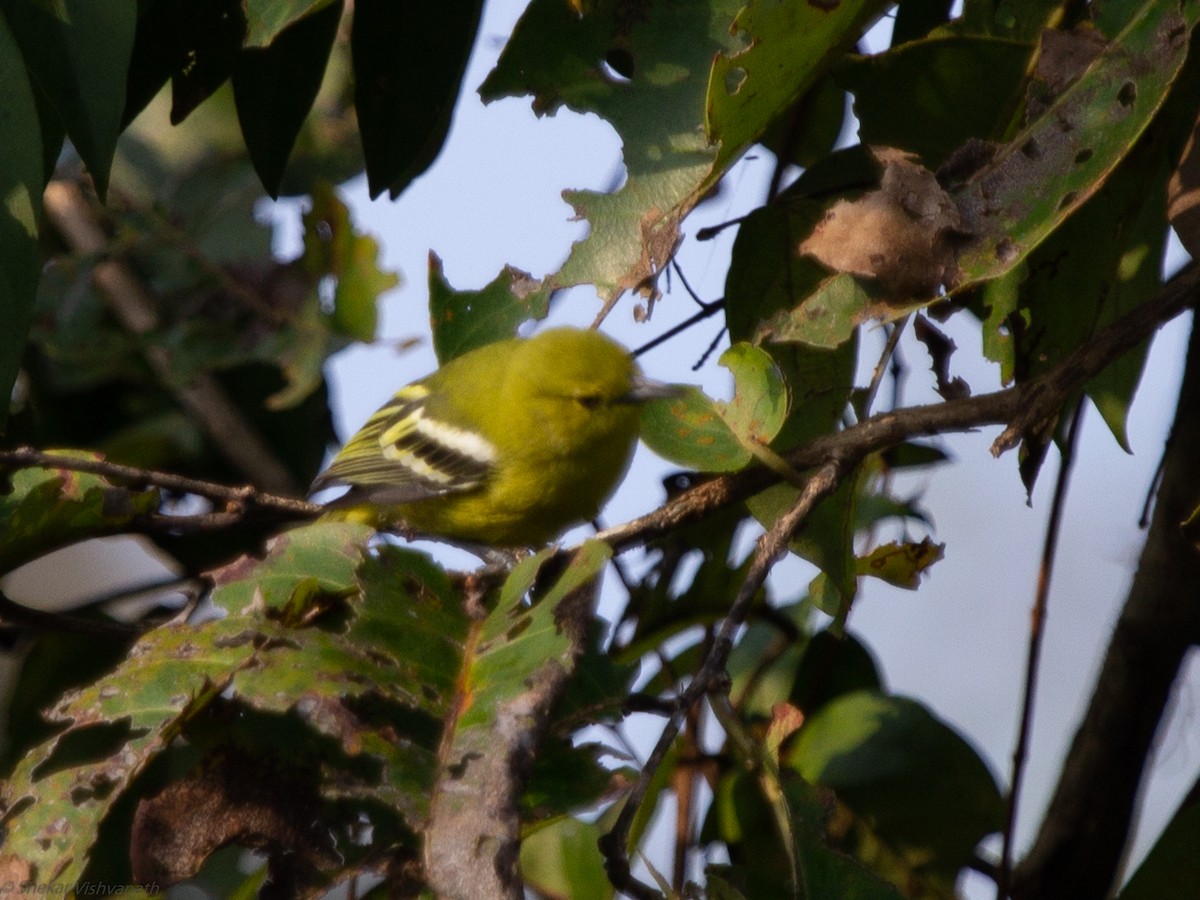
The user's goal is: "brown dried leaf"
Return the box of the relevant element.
[0,855,33,888]
[798,148,963,299]
[130,758,339,889]
[1036,27,1107,95]
[1026,27,1108,121]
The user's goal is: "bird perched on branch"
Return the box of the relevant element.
[311,327,679,546]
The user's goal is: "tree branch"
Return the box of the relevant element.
[997,398,1085,898]
[601,461,844,897]
[41,180,301,497]
[5,260,1196,557]
[0,447,318,521]
[599,261,1200,554]
[1012,312,1200,899]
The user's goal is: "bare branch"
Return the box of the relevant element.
[601,261,1200,555]
[41,180,301,497]
[0,447,318,521]
[997,398,1085,898]
[1012,314,1200,899]
[601,462,844,897]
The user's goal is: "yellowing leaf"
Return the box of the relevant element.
[857,538,945,590]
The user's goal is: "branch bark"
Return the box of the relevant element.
[1013,313,1200,899]
[424,568,600,900]
[600,262,1200,554]
[41,180,301,497]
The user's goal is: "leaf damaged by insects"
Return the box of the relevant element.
[798,148,964,299]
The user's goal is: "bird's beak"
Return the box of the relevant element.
[627,375,687,403]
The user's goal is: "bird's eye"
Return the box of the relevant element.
[575,393,602,410]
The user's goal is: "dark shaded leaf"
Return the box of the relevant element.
[352,0,483,199]
[427,252,551,364]
[789,690,1003,887]
[233,1,343,197]
[0,0,135,198]
[0,452,160,575]
[840,35,1033,169]
[0,12,43,430]
[1118,798,1200,900]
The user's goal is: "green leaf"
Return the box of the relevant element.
[839,34,1034,169]
[0,628,138,773]
[1118,799,1200,900]
[705,0,889,180]
[757,274,884,350]
[478,0,891,307]
[0,524,468,885]
[352,0,483,199]
[719,343,789,448]
[0,11,43,430]
[0,0,135,198]
[954,2,1200,286]
[520,815,613,900]
[481,0,740,303]
[709,769,904,900]
[639,343,791,473]
[462,542,611,731]
[0,618,262,888]
[208,519,371,615]
[301,181,395,341]
[725,203,857,448]
[639,388,752,473]
[243,0,336,48]
[789,690,1003,885]
[976,38,1200,460]
[233,0,342,198]
[752,473,861,618]
[0,452,160,575]
[427,253,552,364]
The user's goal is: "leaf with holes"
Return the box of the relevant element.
[428,253,552,364]
[953,2,1200,286]
[0,452,160,575]
[481,0,881,307]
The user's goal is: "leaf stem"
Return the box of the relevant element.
[996,398,1085,899]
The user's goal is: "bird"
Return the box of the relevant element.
[310,327,680,546]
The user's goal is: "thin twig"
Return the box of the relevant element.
[0,447,318,518]
[631,299,725,359]
[0,591,145,638]
[997,399,1085,899]
[600,261,1199,555]
[862,315,910,418]
[669,258,708,309]
[600,461,843,896]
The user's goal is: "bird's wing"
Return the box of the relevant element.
[310,384,496,502]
